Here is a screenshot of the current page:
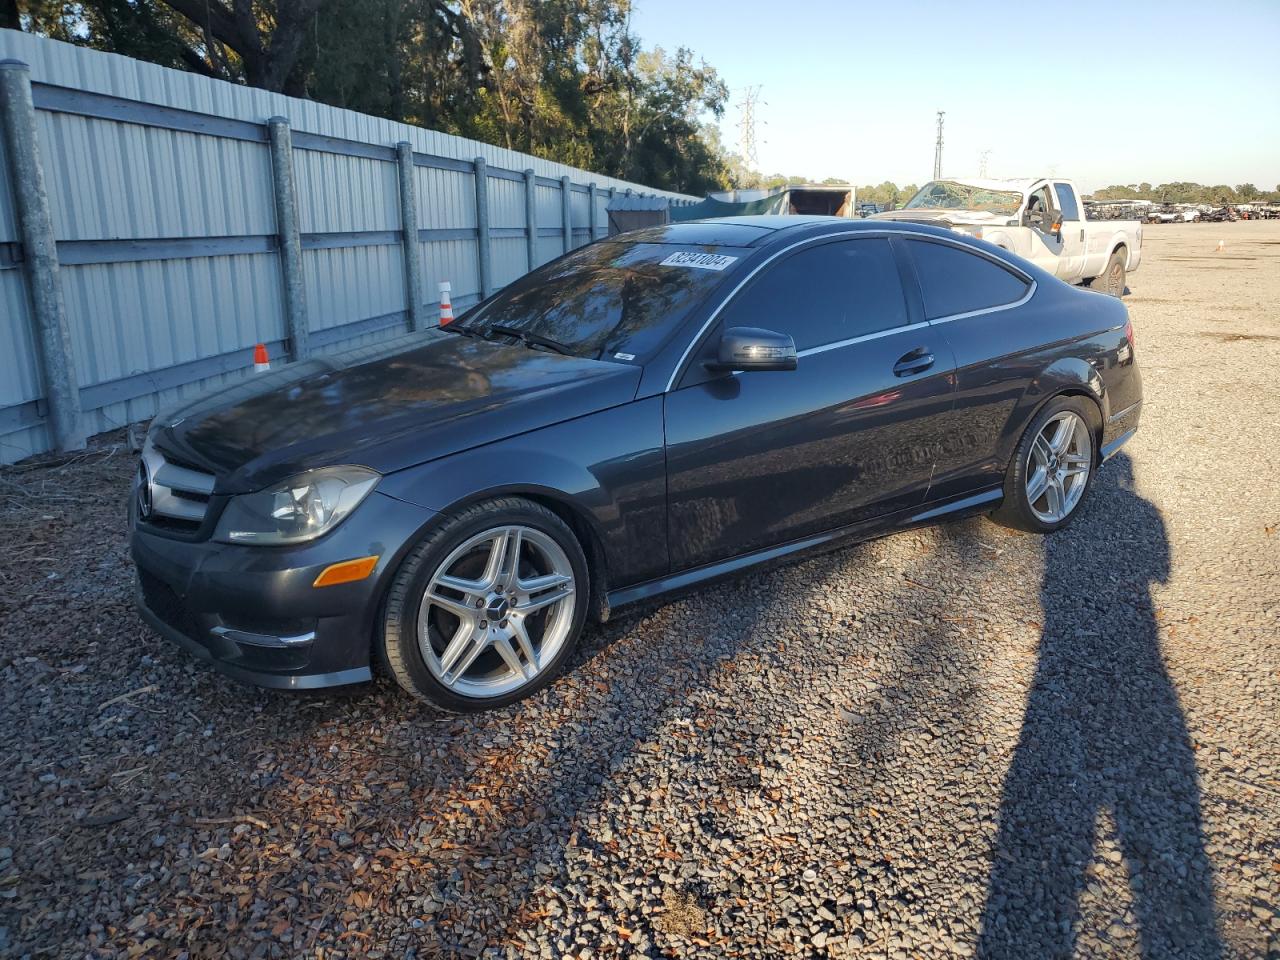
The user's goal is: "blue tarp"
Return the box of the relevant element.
[669,193,790,221]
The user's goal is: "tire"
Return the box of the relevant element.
[1088,249,1126,297]
[379,497,589,712]
[990,396,1099,534]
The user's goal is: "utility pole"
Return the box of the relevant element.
[932,110,945,180]
[978,149,991,178]
[737,85,762,179]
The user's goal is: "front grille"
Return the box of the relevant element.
[138,443,215,528]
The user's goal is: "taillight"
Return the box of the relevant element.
[1124,317,1134,344]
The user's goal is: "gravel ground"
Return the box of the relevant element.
[0,220,1277,959]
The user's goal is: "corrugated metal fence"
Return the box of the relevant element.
[0,30,696,464]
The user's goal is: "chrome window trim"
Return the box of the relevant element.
[665,227,1034,391]
[922,279,1037,326]
[795,320,932,358]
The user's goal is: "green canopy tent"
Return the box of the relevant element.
[668,192,791,221]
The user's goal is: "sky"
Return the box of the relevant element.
[630,0,1280,192]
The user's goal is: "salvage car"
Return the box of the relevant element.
[872,178,1142,296]
[131,217,1143,711]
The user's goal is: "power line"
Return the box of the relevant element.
[933,110,945,180]
[737,85,762,174]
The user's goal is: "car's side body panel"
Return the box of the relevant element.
[924,289,1124,501]
[378,396,669,589]
[663,326,956,569]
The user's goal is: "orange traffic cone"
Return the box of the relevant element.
[438,281,454,326]
[253,342,270,372]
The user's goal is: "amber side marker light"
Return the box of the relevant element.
[313,555,380,588]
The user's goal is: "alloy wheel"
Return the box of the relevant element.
[417,525,576,698]
[1025,411,1092,523]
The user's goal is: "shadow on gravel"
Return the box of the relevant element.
[978,454,1222,959]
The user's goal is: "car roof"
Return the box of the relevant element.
[614,216,966,249]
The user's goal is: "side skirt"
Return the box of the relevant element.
[605,486,1004,612]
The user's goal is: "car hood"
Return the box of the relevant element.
[870,208,1011,227]
[151,331,642,494]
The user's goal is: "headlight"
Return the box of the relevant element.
[214,466,380,545]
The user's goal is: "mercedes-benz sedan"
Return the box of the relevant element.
[130,217,1142,711]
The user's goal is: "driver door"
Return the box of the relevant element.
[1025,184,1068,274]
[1050,182,1087,279]
[663,237,956,571]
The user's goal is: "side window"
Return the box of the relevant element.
[1027,185,1054,216]
[906,239,1030,320]
[1053,183,1080,221]
[718,238,908,351]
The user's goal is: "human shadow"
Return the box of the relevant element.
[978,454,1222,958]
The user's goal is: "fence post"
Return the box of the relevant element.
[473,156,492,298]
[523,168,537,272]
[588,183,598,240]
[395,141,424,331]
[560,176,573,253]
[267,116,308,360]
[0,60,83,452]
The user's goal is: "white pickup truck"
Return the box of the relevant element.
[872,177,1142,296]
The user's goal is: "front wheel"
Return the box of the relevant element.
[380,498,589,711]
[991,397,1098,534]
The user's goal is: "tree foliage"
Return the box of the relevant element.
[10,0,731,193]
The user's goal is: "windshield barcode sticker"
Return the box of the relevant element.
[661,251,738,271]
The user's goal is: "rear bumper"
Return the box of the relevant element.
[1101,398,1142,460]
[130,491,438,690]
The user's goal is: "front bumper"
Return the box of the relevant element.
[130,491,438,690]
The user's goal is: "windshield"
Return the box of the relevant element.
[458,241,740,361]
[904,181,1023,216]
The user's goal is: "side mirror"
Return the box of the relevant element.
[706,326,797,372]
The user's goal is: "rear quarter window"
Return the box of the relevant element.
[905,239,1030,320]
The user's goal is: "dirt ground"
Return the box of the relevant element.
[0,220,1277,959]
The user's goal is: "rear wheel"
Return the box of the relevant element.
[380,498,588,711]
[991,396,1098,534]
[1088,249,1126,297]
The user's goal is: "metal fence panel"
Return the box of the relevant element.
[37,112,275,240]
[491,236,527,290]
[487,176,524,230]
[60,253,285,387]
[303,244,404,333]
[294,149,398,235]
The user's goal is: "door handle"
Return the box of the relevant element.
[893,347,934,377]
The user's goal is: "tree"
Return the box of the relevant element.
[159,0,327,93]
[9,0,736,193]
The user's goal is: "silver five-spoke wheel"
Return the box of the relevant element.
[1025,411,1092,523]
[418,525,576,699]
